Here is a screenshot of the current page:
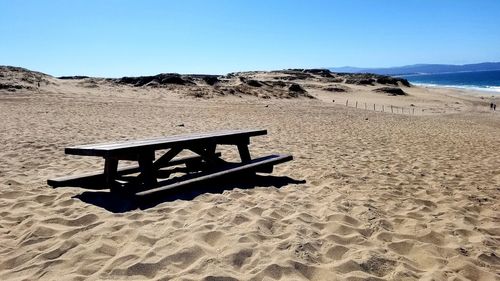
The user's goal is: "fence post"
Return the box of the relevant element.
[382,105,384,112]
[355,101,358,108]
[413,108,415,115]
[346,100,348,106]
[391,105,393,113]
[374,104,376,111]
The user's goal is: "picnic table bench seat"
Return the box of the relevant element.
[47,152,222,188]
[135,154,292,196]
[47,129,293,196]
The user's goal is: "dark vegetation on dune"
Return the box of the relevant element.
[0,66,51,91]
[58,76,90,80]
[288,83,306,93]
[374,87,408,96]
[341,73,411,87]
[114,73,196,87]
[245,79,264,87]
[0,83,24,90]
[323,85,349,92]
[288,68,334,78]
[1,66,412,99]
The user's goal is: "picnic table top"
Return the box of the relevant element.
[65,129,267,157]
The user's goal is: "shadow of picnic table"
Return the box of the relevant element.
[74,174,305,213]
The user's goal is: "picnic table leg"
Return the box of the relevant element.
[237,143,251,163]
[188,144,224,167]
[139,151,158,187]
[203,143,219,167]
[153,147,182,170]
[104,157,118,189]
[206,143,216,155]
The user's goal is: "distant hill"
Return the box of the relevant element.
[1,65,412,98]
[329,62,500,76]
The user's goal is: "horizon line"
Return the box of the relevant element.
[2,61,500,78]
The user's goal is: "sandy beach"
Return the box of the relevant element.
[1,67,499,280]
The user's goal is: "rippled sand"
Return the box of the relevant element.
[1,87,499,280]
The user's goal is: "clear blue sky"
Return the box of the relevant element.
[1,0,500,77]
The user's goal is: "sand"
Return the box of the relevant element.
[0,70,499,280]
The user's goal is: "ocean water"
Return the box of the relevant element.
[402,70,500,94]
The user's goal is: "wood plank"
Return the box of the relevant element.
[47,153,221,188]
[135,154,293,197]
[65,129,266,157]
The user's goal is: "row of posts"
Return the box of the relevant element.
[345,99,418,115]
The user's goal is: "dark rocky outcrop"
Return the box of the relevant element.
[323,85,349,92]
[201,75,220,86]
[297,68,333,78]
[0,66,50,84]
[283,69,336,78]
[268,81,287,87]
[58,76,89,80]
[340,73,375,85]
[0,66,413,99]
[345,77,376,85]
[0,66,52,91]
[374,87,408,96]
[161,75,192,85]
[376,76,411,87]
[278,71,314,80]
[116,73,194,87]
[246,80,263,87]
[277,76,300,81]
[289,83,306,93]
[303,69,330,74]
[185,74,221,86]
[340,73,410,87]
[0,83,24,91]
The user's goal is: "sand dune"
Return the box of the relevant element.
[1,68,499,280]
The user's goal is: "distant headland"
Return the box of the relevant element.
[330,62,500,76]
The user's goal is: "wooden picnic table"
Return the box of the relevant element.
[48,129,292,196]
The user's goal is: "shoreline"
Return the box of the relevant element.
[411,82,500,95]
